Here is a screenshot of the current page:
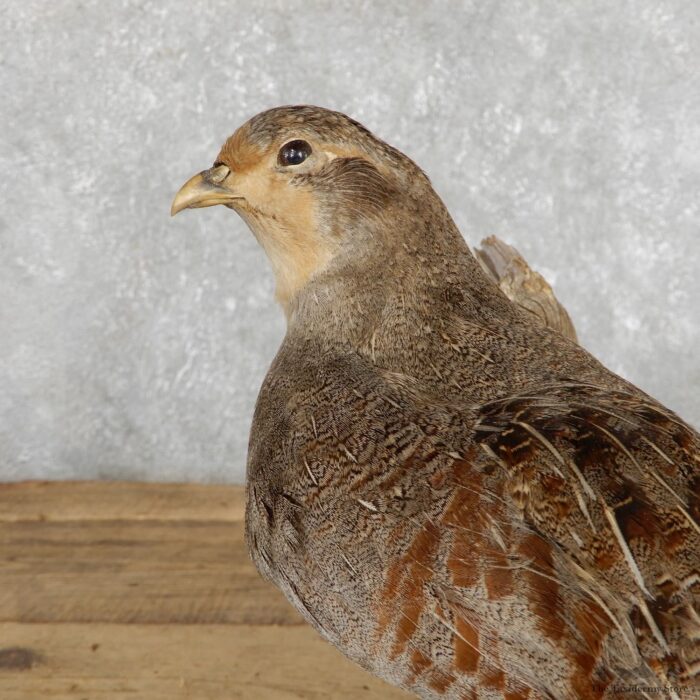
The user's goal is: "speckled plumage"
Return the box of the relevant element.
[173,106,699,699]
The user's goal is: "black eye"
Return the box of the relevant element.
[278,139,312,166]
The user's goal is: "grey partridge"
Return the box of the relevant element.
[171,106,699,700]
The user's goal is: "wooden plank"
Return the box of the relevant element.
[0,518,300,624]
[0,481,244,523]
[0,482,292,624]
[0,622,412,699]
[0,482,413,698]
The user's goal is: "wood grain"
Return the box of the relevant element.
[0,623,409,699]
[0,483,293,625]
[0,481,411,699]
[0,481,245,523]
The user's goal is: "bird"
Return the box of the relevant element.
[171,106,699,699]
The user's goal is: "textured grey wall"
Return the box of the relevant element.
[1,0,698,483]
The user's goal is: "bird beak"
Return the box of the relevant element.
[170,164,238,216]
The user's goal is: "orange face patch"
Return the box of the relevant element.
[216,125,267,174]
[212,129,341,310]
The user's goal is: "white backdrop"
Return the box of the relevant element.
[2,0,698,482]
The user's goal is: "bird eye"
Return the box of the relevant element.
[278,140,312,167]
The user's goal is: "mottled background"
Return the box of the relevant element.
[1,0,698,482]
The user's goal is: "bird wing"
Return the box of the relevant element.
[370,380,700,698]
[247,357,699,699]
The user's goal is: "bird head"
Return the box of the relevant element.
[171,106,431,310]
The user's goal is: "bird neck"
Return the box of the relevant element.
[285,193,510,353]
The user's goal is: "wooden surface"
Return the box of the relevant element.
[0,481,410,699]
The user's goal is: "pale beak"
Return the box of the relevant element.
[170,164,238,216]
